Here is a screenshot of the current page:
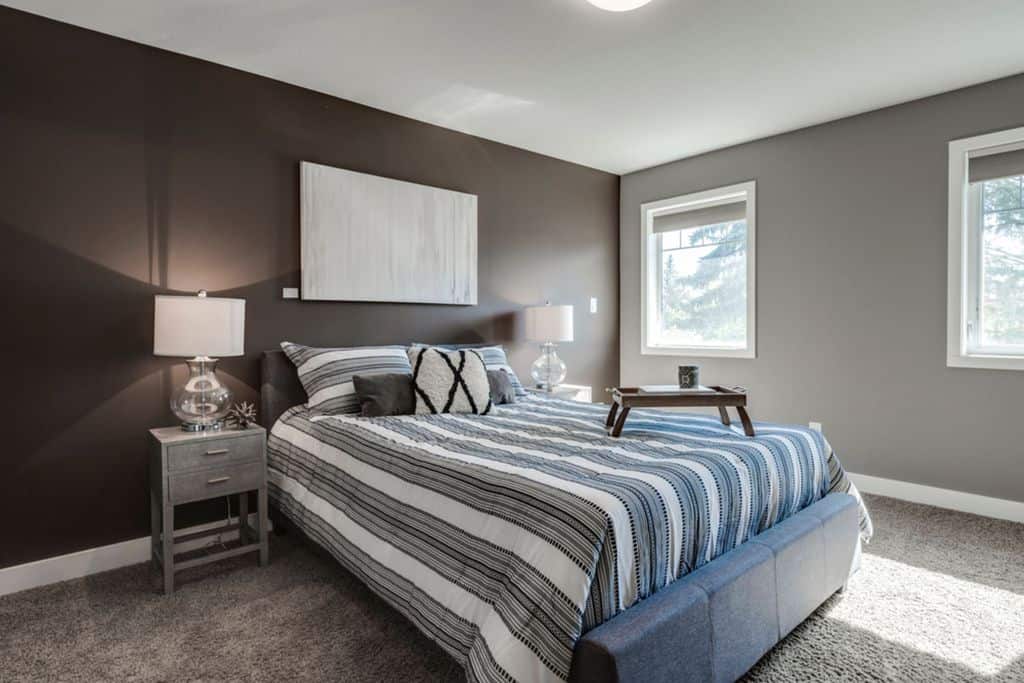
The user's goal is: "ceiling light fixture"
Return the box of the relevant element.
[586,0,653,11]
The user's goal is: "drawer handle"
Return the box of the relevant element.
[205,449,230,456]
[207,476,231,485]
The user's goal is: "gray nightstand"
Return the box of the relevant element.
[149,426,269,594]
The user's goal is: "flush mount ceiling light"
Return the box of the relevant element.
[586,0,653,11]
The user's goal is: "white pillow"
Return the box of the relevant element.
[408,347,492,415]
[411,343,527,397]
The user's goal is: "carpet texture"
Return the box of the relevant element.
[1,494,1022,682]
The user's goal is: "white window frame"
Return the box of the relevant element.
[640,181,756,358]
[948,126,1024,370]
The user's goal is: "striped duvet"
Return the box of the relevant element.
[268,394,871,683]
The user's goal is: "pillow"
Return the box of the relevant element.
[411,343,526,397]
[280,342,412,416]
[408,346,492,415]
[353,373,415,417]
[487,369,517,405]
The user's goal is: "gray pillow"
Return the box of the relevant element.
[352,373,415,417]
[487,369,517,405]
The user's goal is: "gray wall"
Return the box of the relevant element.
[621,74,1024,503]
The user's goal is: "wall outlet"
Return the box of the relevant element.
[808,421,823,433]
[282,287,299,299]
[590,297,598,314]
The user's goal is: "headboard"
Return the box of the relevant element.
[260,350,307,430]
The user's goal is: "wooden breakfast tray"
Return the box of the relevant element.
[605,385,754,437]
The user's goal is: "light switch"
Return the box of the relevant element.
[282,287,299,299]
[589,297,598,313]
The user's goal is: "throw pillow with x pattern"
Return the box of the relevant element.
[408,346,493,415]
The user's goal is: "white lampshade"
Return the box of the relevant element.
[525,304,574,343]
[586,0,653,11]
[154,293,245,358]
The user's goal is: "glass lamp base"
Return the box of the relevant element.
[530,343,567,390]
[172,357,233,431]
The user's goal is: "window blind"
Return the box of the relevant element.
[968,148,1024,183]
[652,200,745,234]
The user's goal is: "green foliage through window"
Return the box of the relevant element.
[657,220,747,347]
[980,176,1024,347]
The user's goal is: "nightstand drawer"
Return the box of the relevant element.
[166,434,263,472]
[169,461,264,504]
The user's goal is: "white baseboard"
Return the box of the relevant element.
[6,473,1020,598]
[0,513,270,598]
[849,472,1024,524]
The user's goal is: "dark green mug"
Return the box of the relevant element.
[678,365,700,389]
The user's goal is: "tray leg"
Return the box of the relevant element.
[717,406,731,427]
[736,406,755,437]
[610,406,631,437]
[605,403,619,429]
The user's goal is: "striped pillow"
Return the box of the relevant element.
[412,343,526,397]
[280,342,412,416]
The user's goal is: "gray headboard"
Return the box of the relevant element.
[260,350,307,429]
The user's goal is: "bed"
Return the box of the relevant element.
[261,350,870,683]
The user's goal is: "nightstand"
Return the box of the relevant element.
[526,383,593,403]
[149,426,269,594]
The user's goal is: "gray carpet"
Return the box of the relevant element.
[1,494,1022,682]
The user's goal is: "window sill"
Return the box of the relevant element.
[641,345,756,359]
[947,353,1024,371]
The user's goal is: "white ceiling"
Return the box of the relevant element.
[9,0,1024,174]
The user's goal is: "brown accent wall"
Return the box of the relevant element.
[0,8,620,569]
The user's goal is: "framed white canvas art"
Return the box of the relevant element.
[300,161,478,305]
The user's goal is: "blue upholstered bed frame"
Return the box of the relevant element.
[261,350,861,683]
[569,493,860,683]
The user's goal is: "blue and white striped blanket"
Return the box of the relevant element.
[268,394,871,683]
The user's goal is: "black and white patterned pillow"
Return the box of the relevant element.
[408,346,492,415]
[281,342,412,417]
[412,343,526,398]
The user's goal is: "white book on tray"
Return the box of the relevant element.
[638,384,717,394]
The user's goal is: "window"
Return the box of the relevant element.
[948,127,1024,370]
[641,181,755,357]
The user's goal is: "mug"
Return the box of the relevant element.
[678,365,700,389]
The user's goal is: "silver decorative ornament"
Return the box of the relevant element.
[227,401,258,429]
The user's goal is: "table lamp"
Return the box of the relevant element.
[525,303,574,390]
[154,291,245,431]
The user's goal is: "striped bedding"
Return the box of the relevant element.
[268,394,872,683]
